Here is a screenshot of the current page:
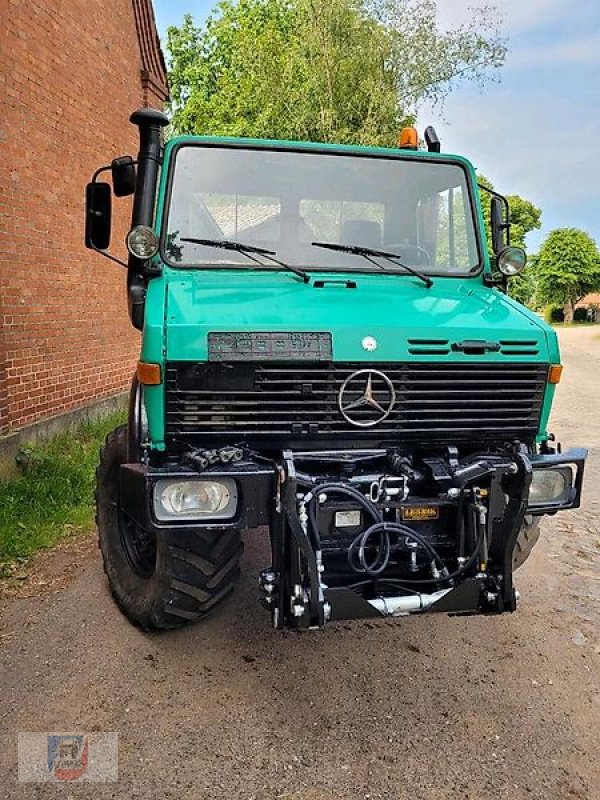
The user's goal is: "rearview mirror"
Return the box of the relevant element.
[111,156,136,197]
[490,195,510,254]
[85,182,112,250]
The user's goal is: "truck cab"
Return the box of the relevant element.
[87,109,586,631]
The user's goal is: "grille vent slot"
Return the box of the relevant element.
[407,338,450,355]
[499,340,540,356]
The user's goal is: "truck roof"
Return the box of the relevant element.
[166,134,473,168]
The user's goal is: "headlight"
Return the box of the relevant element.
[497,246,527,276]
[153,479,237,521]
[529,467,573,506]
[126,225,159,259]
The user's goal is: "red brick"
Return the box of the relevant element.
[0,0,167,435]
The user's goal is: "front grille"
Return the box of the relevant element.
[165,361,548,446]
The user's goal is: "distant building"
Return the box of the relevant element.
[575,293,600,321]
[576,293,600,307]
[0,0,168,458]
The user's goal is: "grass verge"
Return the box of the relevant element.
[0,411,126,577]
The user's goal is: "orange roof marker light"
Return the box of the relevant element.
[548,365,563,384]
[137,361,162,385]
[398,127,419,150]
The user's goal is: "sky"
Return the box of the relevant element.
[153,0,600,252]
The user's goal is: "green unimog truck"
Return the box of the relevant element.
[85,109,586,630]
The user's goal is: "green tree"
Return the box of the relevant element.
[535,228,600,323]
[166,0,506,144]
[369,0,506,107]
[477,174,542,306]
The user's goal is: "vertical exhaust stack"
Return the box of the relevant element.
[127,108,169,330]
[129,108,169,229]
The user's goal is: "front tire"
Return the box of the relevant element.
[96,425,242,630]
[512,516,541,570]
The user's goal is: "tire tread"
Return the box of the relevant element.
[513,516,541,570]
[96,424,241,630]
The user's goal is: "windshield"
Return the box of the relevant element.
[162,144,481,275]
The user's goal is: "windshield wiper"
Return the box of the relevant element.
[311,242,432,288]
[180,238,311,284]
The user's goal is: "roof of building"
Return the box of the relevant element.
[576,293,600,306]
[132,0,169,104]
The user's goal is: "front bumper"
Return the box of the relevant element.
[118,446,587,627]
[119,460,275,536]
[119,447,586,532]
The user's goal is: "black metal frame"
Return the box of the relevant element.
[264,445,586,627]
[267,449,526,627]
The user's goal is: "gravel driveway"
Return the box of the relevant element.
[1,326,598,799]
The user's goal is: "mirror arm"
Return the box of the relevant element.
[89,242,128,269]
[478,183,511,246]
[87,162,138,267]
[91,164,112,183]
[477,183,509,205]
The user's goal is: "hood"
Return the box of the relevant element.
[164,269,556,363]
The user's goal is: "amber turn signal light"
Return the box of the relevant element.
[137,361,162,385]
[548,365,563,384]
[398,127,419,150]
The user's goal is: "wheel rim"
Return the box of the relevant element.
[118,510,157,579]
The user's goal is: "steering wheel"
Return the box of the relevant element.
[385,242,431,266]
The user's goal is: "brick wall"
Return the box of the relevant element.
[0,0,167,437]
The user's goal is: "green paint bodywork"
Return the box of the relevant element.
[141,136,559,451]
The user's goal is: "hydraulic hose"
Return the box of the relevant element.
[304,482,383,552]
[348,525,391,576]
[348,522,447,578]
[305,482,382,520]
[378,516,486,586]
[302,480,485,587]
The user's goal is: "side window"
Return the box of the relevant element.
[418,185,475,270]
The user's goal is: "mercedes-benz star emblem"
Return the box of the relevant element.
[362,336,377,352]
[338,369,396,427]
